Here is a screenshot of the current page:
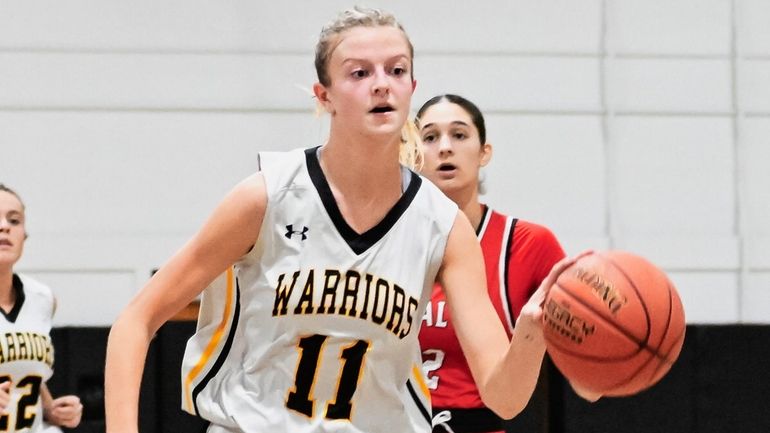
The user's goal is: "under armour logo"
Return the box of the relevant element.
[285,224,309,240]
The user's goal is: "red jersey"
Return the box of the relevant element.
[419,205,565,432]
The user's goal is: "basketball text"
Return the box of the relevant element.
[543,299,596,344]
[575,267,628,314]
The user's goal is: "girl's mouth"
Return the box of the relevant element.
[370,105,394,113]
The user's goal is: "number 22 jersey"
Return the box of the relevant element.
[0,274,55,433]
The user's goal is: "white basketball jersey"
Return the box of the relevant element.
[0,274,55,433]
[182,147,457,432]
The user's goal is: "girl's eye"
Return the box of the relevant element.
[393,67,407,76]
[5,216,22,225]
[352,70,369,79]
[453,132,467,140]
[422,134,437,143]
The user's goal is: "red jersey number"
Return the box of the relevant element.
[421,349,445,390]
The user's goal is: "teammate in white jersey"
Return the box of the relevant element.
[104,7,582,433]
[0,184,83,432]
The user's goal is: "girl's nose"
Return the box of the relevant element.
[438,135,453,154]
[371,70,390,95]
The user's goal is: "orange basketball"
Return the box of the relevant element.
[542,250,685,397]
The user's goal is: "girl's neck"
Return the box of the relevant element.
[318,130,405,234]
[321,131,403,195]
[449,187,484,232]
[0,267,15,309]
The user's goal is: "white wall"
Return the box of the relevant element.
[1,0,768,325]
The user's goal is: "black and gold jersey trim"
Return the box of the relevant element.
[1,274,26,323]
[406,379,432,427]
[191,278,242,415]
[305,146,422,255]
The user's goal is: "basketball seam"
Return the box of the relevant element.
[547,254,673,363]
[654,279,686,367]
[599,252,679,365]
[545,282,645,362]
[545,253,685,395]
[599,252,653,347]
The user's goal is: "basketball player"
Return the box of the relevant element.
[415,95,565,433]
[104,7,582,433]
[0,184,83,432]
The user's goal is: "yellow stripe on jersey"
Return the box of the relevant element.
[412,363,431,402]
[183,267,235,413]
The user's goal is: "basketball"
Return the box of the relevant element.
[542,250,685,397]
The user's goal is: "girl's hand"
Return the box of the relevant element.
[44,395,83,428]
[0,381,10,413]
[518,250,594,328]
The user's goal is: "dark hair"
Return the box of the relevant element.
[416,94,486,144]
[0,184,24,210]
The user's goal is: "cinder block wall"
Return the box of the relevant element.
[2,0,769,325]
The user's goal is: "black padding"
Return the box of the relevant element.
[558,325,697,433]
[47,327,158,433]
[693,325,770,433]
[504,357,552,433]
[156,321,210,433]
[46,324,770,433]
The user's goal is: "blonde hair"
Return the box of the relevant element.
[399,119,423,170]
[314,7,422,169]
[315,6,414,87]
[0,184,25,210]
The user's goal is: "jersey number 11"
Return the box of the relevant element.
[286,334,370,421]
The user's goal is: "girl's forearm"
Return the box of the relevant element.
[104,312,153,433]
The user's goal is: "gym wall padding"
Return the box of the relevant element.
[45,324,770,433]
[553,325,770,433]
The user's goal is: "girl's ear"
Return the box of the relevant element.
[313,83,335,115]
[480,142,493,167]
